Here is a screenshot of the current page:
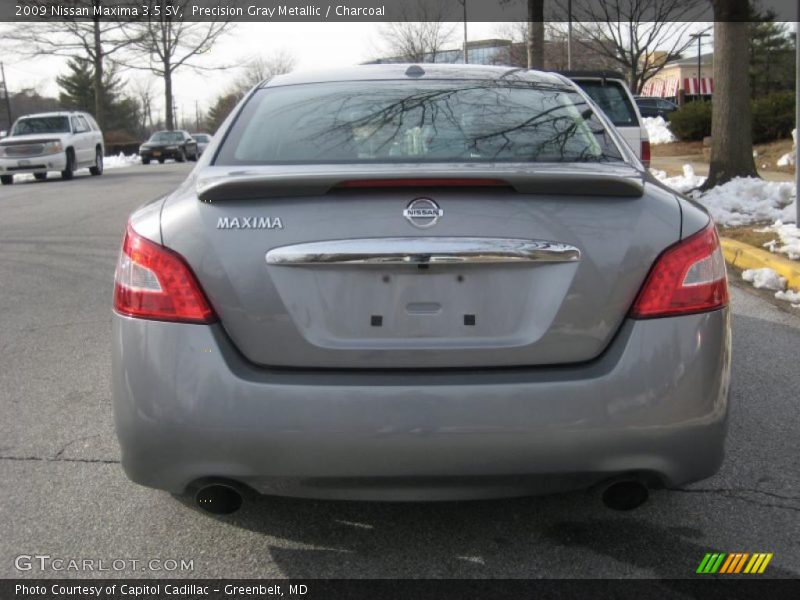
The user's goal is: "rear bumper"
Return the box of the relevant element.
[112,309,731,500]
[140,150,181,160]
[0,153,67,174]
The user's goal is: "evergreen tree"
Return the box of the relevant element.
[57,58,141,138]
[57,59,96,114]
[206,93,239,134]
[748,10,796,97]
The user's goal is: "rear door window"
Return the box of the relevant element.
[575,80,639,127]
[71,117,88,133]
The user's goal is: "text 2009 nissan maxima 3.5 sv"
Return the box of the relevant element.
[112,65,730,513]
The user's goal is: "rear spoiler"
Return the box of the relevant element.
[196,168,645,202]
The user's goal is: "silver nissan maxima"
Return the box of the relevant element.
[112,65,730,513]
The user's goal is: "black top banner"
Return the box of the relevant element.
[4,0,800,22]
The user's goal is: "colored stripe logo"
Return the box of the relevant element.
[697,552,773,574]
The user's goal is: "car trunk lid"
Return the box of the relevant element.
[161,163,680,369]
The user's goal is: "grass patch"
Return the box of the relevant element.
[719,225,776,249]
[753,138,795,174]
[650,140,703,158]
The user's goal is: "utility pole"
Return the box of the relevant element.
[567,0,573,70]
[0,62,12,132]
[461,0,468,64]
[690,32,710,98]
[795,23,798,225]
[195,100,199,132]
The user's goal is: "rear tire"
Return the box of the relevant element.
[61,150,75,180]
[34,173,47,181]
[158,158,165,164]
[142,158,150,165]
[89,148,103,176]
[0,175,12,185]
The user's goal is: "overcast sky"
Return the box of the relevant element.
[2,20,728,126]
[3,22,508,123]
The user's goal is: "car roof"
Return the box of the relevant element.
[557,70,627,82]
[18,111,89,119]
[261,64,570,88]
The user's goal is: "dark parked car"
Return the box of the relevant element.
[191,133,212,157]
[139,130,198,164]
[635,97,679,120]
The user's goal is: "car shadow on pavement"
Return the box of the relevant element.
[174,488,797,579]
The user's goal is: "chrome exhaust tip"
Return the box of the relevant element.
[601,480,649,511]
[194,483,243,515]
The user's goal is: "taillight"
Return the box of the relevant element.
[631,222,728,319]
[113,223,217,323]
[641,140,651,167]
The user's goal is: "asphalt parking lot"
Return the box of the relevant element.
[1,162,799,580]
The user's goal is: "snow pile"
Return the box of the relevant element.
[104,153,140,169]
[775,289,800,305]
[758,221,800,260]
[742,267,786,291]
[777,152,795,167]
[741,266,800,308]
[650,164,705,193]
[777,127,797,168]
[651,166,797,227]
[693,177,796,227]
[643,116,676,145]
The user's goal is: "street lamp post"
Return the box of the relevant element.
[795,23,799,225]
[0,62,12,130]
[567,0,573,70]
[690,32,710,98]
[462,0,468,64]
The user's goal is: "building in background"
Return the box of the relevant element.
[640,52,714,100]
[369,38,617,72]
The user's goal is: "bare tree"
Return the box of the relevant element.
[204,50,296,134]
[377,0,456,62]
[568,0,706,93]
[122,1,235,130]
[232,50,297,95]
[0,0,141,128]
[131,77,155,134]
[702,0,757,188]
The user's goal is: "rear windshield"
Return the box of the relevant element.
[216,81,624,165]
[12,116,70,135]
[193,134,211,142]
[150,131,184,143]
[575,81,639,127]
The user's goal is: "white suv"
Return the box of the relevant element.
[0,111,105,185]
[560,72,651,167]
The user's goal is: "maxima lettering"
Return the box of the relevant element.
[217,216,284,230]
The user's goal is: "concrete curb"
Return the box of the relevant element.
[721,238,800,291]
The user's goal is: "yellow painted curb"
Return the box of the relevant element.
[720,238,800,291]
